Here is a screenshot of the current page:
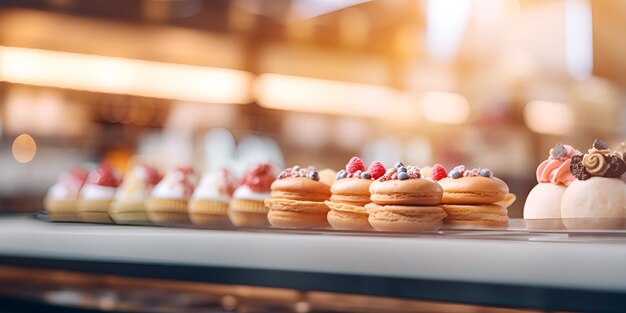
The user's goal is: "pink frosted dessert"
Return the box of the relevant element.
[44,168,89,222]
[524,143,580,221]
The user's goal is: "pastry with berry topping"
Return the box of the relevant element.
[437,165,510,227]
[561,139,626,229]
[229,163,276,227]
[365,162,446,232]
[109,162,161,225]
[324,158,384,231]
[77,164,123,223]
[146,167,197,224]
[265,165,332,229]
[44,167,89,222]
[523,143,580,227]
[189,168,237,226]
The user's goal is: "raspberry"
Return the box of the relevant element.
[367,161,386,179]
[431,164,447,181]
[346,157,366,174]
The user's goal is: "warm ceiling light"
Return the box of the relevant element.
[255,73,406,119]
[420,91,470,124]
[524,100,574,135]
[0,46,253,104]
[426,0,471,60]
[565,0,593,81]
[12,134,37,163]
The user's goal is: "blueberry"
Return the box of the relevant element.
[338,171,349,179]
[360,172,371,179]
[479,168,493,177]
[398,166,407,173]
[308,171,320,181]
[394,162,405,168]
[449,169,461,179]
[398,171,409,180]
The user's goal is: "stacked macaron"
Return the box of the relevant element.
[325,157,386,231]
[436,165,511,228]
[523,143,579,227]
[265,165,332,229]
[365,162,447,232]
[561,139,626,229]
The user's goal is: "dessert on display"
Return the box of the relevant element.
[437,165,510,228]
[44,168,89,222]
[266,165,332,229]
[228,163,276,227]
[77,164,122,223]
[189,168,237,226]
[109,163,161,225]
[365,162,447,232]
[561,139,626,229]
[617,141,626,183]
[523,144,579,227]
[146,167,197,224]
[325,158,384,231]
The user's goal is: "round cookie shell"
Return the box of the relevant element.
[438,176,509,204]
[369,179,443,206]
[270,177,331,202]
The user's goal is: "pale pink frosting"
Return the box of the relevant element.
[536,144,580,186]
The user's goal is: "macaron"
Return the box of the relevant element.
[365,203,446,232]
[265,166,332,229]
[439,204,509,228]
[366,164,446,232]
[325,158,385,231]
[435,165,511,228]
[438,176,509,204]
[370,178,443,206]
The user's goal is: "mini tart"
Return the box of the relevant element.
[438,176,509,204]
[109,201,151,225]
[326,178,373,231]
[440,204,509,228]
[146,198,190,224]
[44,198,81,222]
[266,177,331,229]
[369,179,443,206]
[77,200,113,224]
[188,200,231,226]
[365,203,446,232]
[228,199,270,227]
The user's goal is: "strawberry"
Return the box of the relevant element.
[431,164,447,181]
[346,157,366,174]
[89,164,121,187]
[367,161,386,179]
[143,165,162,186]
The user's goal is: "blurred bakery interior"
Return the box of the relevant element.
[1,0,625,218]
[3,1,626,313]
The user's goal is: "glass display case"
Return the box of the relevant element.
[1,1,625,312]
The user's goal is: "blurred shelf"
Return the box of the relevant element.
[0,216,625,312]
